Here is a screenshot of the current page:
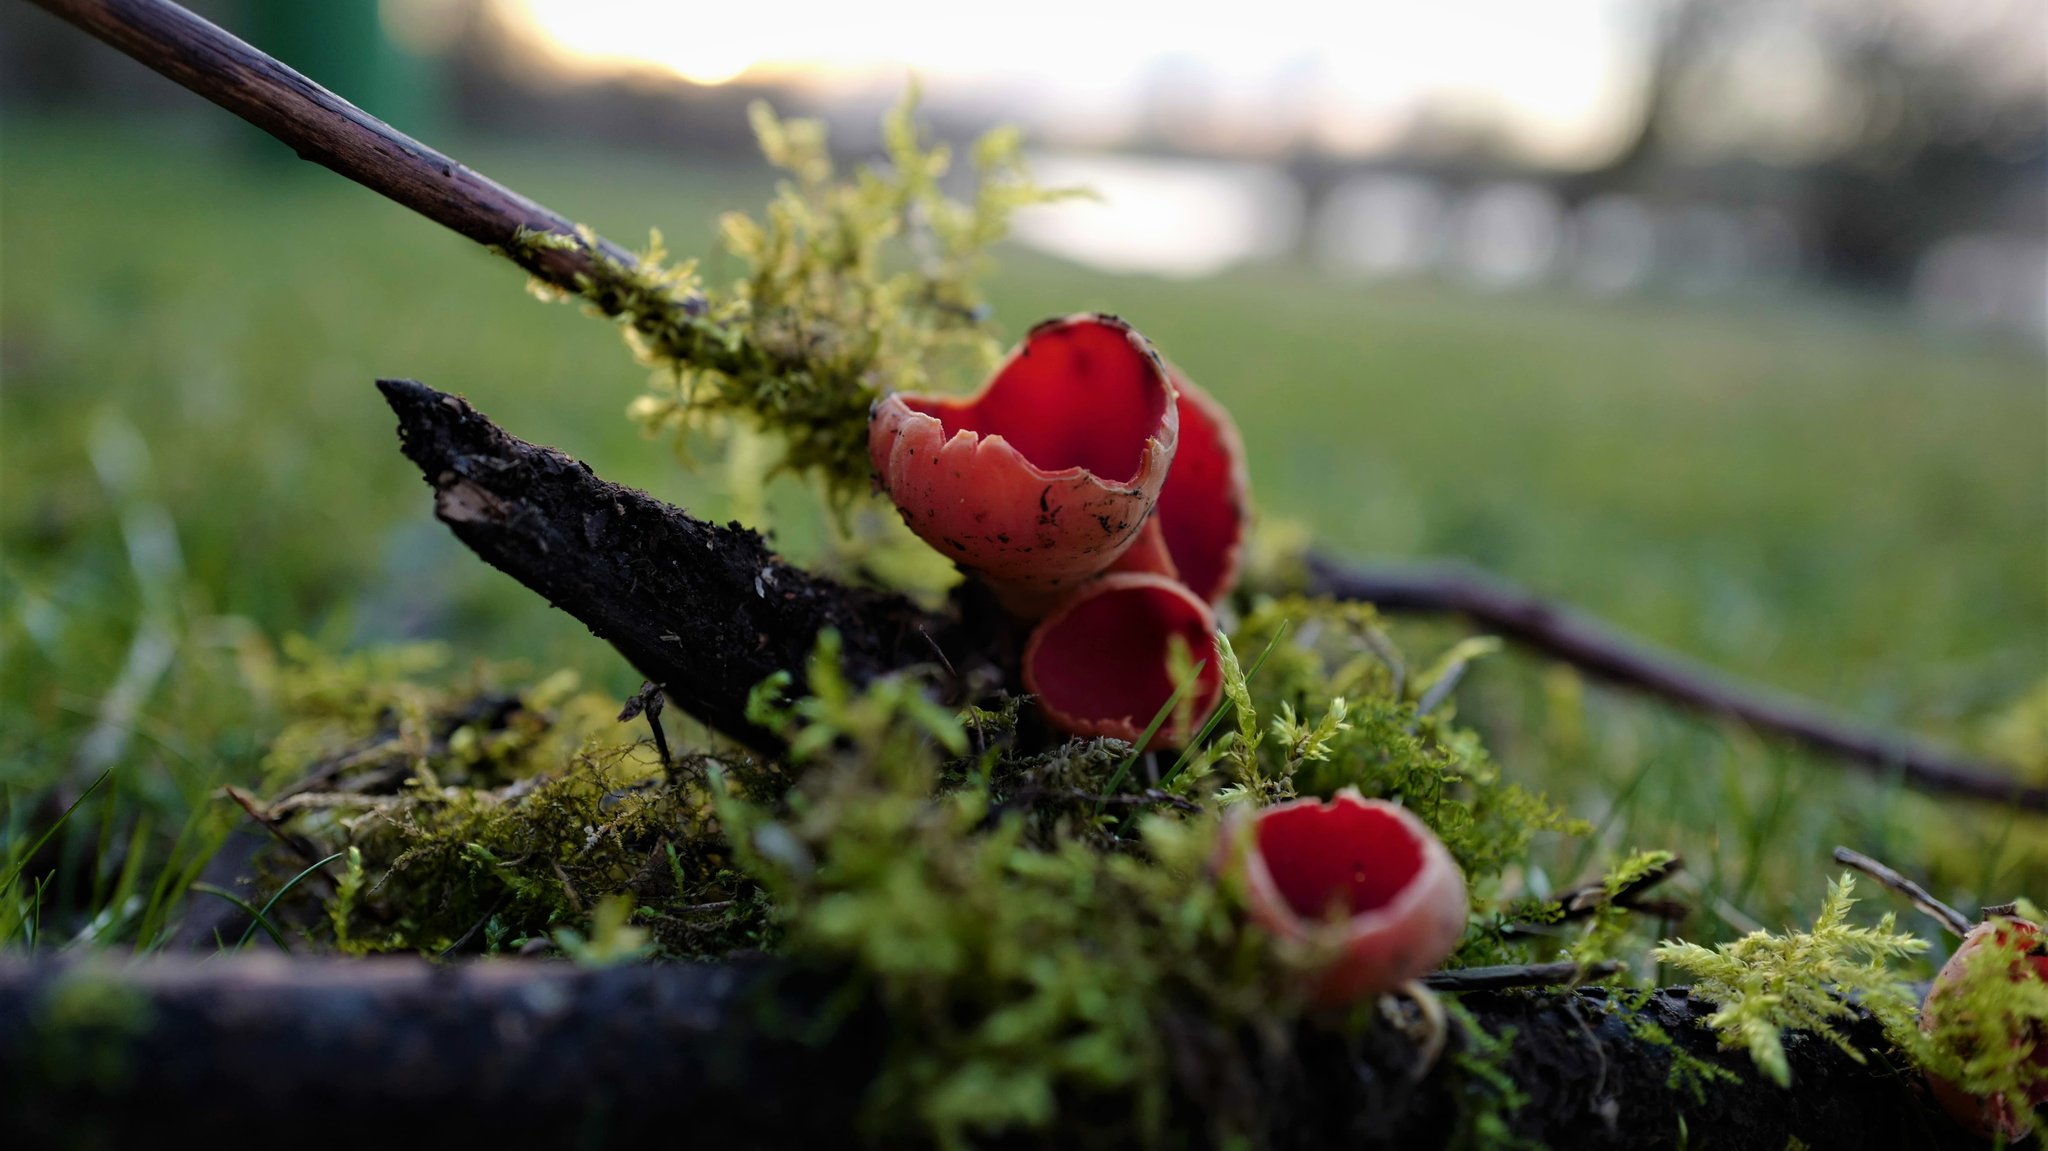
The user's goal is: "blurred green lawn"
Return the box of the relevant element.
[4,113,2045,944]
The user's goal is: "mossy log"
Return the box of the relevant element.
[0,955,1982,1149]
[377,378,960,752]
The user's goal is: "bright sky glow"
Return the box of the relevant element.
[500,0,1646,167]
[1013,154,1304,278]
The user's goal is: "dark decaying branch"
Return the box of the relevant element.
[33,0,2039,808]
[0,956,1983,1150]
[1308,557,2048,812]
[377,378,949,752]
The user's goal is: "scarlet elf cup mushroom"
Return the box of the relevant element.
[869,314,1252,747]
[1021,572,1226,744]
[1223,789,1470,1006]
[868,314,1180,617]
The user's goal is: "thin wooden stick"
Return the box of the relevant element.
[1419,960,1623,992]
[23,0,642,295]
[1831,846,1975,937]
[1309,556,2046,812]
[29,0,2045,813]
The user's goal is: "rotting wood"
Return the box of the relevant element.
[378,377,953,752]
[0,955,1984,1150]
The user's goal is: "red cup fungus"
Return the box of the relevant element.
[868,313,1179,617]
[1021,572,1224,747]
[1224,788,1469,1006]
[867,314,1251,746]
[1151,368,1250,605]
[1920,914,2048,1142]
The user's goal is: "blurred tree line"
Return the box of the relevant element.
[3,0,2041,296]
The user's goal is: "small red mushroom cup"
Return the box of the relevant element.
[1021,572,1225,748]
[1143,368,1250,606]
[1221,788,1469,1006]
[868,313,1178,617]
[868,315,1252,748]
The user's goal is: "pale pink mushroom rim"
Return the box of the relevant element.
[1225,788,1465,944]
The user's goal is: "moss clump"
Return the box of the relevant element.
[1441,998,1539,1151]
[251,591,1609,1145]
[252,642,784,956]
[1207,597,1589,970]
[509,90,1077,506]
[1653,875,1929,1087]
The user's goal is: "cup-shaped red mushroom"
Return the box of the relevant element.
[1151,369,1250,605]
[869,314,1179,616]
[1921,914,2048,1142]
[1021,572,1223,747]
[1225,789,1469,1006]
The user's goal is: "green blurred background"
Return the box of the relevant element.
[2,0,2043,948]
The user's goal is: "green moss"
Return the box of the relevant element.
[253,589,1599,1145]
[1652,875,1928,1088]
[507,90,1077,507]
[1617,1006,1742,1103]
[1442,998,1539,1151]
[715,648,1284,1148]
[254,642,786,957]
[1561,850,1679,969]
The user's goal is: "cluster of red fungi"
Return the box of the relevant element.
[866,315,2045,1124]
[869,313,1468,1003]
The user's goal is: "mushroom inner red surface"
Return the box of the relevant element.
[1029,580,1218,727]
[904,320,1167,482]
[1255,802,1426,921]
[1155,381,1241,602]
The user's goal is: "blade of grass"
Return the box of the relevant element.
[0,769,112,898]
[233,850,346,950]
[89,785,123,913]
[1160,621,1291,791]
[60,815,158,952]
[136,803,234,950]
[1564,751,1662,881]
[1096,660,1208,818]
[189,883,289,951]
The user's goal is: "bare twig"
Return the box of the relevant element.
[1504,856,1689,937]
[619,681,674,775]
[1419,960,1624,992]
[24,0,644,298]
[221,785,321,864]
[1308,555,2045,812]
[1831,846,1975,937]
